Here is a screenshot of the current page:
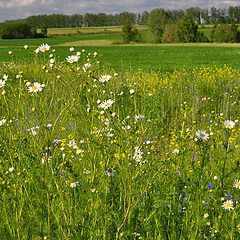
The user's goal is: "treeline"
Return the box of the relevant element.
[2,6,240,28]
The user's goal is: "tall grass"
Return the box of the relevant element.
[0,45,240,239]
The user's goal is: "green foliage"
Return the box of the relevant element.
[41,24,48,36]
[147,9,172,43]
[162,23,177,43]
[175,14,198,43]
[122,19,142,43]
[0,21,33,39]
[212,24,240,43]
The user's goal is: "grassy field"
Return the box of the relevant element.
[0,45,240,239]
[1,42,240,72]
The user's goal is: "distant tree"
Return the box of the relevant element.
[141,11,149,25]
[211,7,217,24]
[41,24,47,35]
[212,24,240,43]
[147,9,172,43]
[175,14,198,42]
[0,21,33,39]
[162,23,177,43]
[121,18,141,43]
[201,8,210,24]
[186,7,201,24]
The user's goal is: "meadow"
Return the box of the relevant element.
[0,40,240,239]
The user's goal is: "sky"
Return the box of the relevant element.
[0,0,239,22]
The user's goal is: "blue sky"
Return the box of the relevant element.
[0,0,239,22]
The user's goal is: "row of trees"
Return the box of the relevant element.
[2,6,240,28]
[148,9,240,43]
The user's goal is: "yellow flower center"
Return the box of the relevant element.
[200,134,205,137]
[103,77,107,81]
[227,123,231,127]
[105,103,110,107]
[32,86,37,91]
[236,183,240,187]
[225,203,231,208]
[0,83,2,87]
[41,47,47,51]
[70,58,74,62]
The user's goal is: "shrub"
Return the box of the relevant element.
[147,9,172,43]
[122,18,142,43]
[162,24,177,43]
[0,21,33,39]
[175,14,198,43]
[212,24,240,43]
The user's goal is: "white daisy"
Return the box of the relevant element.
[99,75,111,83]
[69,47,74,52]
[2,74,8,80]
[224,120,235,129]
[0,79,6,88]
[99,99,114,110]
[24,45,28,49]
[233,179,240,189]
[70,180,79,188]
[66,55,78,63]
[82,63,91,72]
[38,43,50,52]
[195,130,209,140]
[28,82,44,93]
[0,118,6,126]
[222,200,234,211]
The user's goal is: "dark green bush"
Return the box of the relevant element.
[212,24,240,43]
[0,21,46,39]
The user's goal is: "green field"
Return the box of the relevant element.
[1,43,240,72]
[1,27,240,239]
[1,25,239,72]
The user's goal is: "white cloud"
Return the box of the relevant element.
[0,0,239,22]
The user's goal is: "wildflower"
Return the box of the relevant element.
[204,213,209,218]
[133,146,143,163]
[233,179,240,189]
[28,82,45,93]
[38,43,50,52]
[222,200,234,211]
[99,75,111,83]
[24,45,28,49]
[69,47,74,52]
[8,167,14,173]
[82,63,91,72]
[83,169,91,174]
[35,48,40,54]
[0,118,6,126]
[0,79,6,88]
[70,180,79,188]
[66,55,78,63]
[50,58,55,64]
[99,99,114,110]
[67,139,77,149]
[214,176,218,180]
[2,74,8,80]
[130,89,135,94]
[172,149,179,154]
[76,51,81,56]
[224,120,235,129]
[106,168,116,177]
[195,130,209,140]
[8,51,13,55]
